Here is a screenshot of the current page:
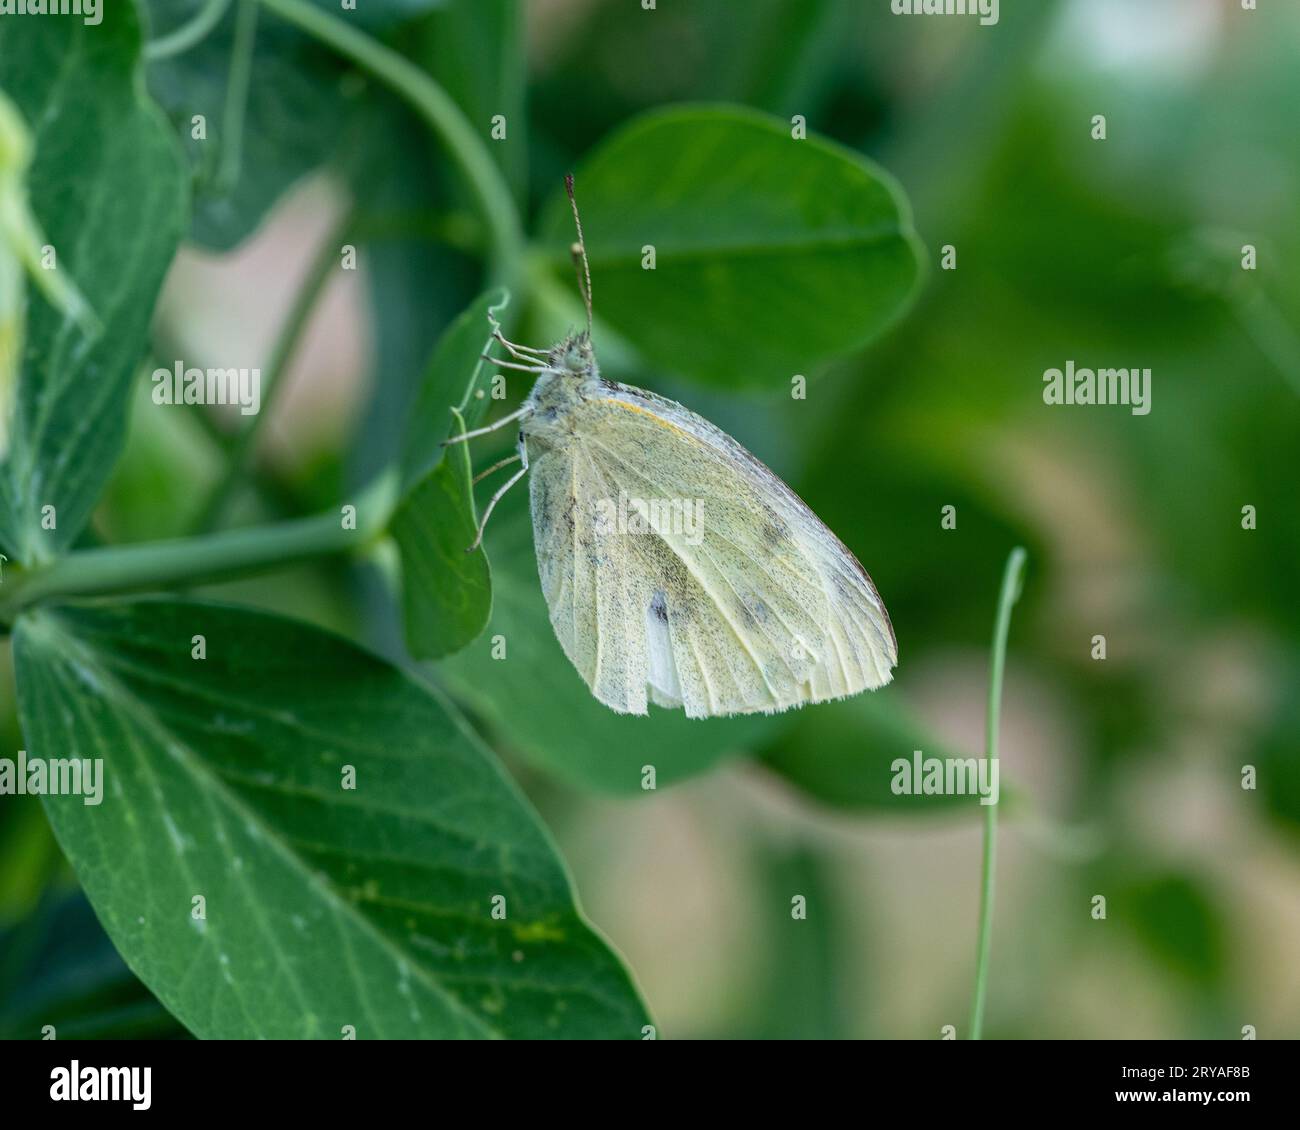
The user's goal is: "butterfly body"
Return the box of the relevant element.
[516,332,897,719]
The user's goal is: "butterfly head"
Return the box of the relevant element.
[550,331,596,378]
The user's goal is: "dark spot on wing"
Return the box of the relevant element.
[650,590,668,623]
[763,517,789,545]
[737,595,770,630]
[645,541,702,620]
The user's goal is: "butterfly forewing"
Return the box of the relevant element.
[526,376,896,718]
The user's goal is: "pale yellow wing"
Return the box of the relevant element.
[528,379,896,719]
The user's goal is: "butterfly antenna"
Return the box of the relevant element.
[565,173,593,338]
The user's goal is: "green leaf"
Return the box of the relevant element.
[760,693,980,813]
[537,105,923,389]
[392,409,492,659]
[14,600,649,1039]
[390,290,506,659]
[400,288,507,489]
[0,2,187,562]
[437,484,784,794]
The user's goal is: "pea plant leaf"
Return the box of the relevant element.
[393,409,492,659]
[13,600,649,1039]
[536,104,924,389]
[391,289,507,658]
[0,2,187,563]
[436,484,785,794]
[400,288,507,489]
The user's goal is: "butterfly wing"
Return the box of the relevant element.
[528,380,896,718]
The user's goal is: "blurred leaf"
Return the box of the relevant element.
[524,0,858,192]
[95,379,225,544]
[714,0,857,115]
[436,483,786,794]
[1113,870,1228,991]
[346,95,482,487]
[392,409,492,659]
[0,800,58,925]
[400,289,507,489]
[300,0,447,31]
[0,891,186,1040]
[738,844,852,1039]
[795,414,1043,650]
[14,600,649,1039]
[760,692,979,813]
[0,2,187,562]
[418,0,526,200]
[146,0,450,37]
[145,1,352,250]
[1256,674,1300,840]
[537,105,922,389]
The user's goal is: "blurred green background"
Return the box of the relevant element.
[2,0,1299,1039]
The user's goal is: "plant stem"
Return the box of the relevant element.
[216,0,259,193]
[0,471,398,620]
[256,0,524,290]
[968,545,1027,1041]
[145,0,234,60]
[189,211,354,534]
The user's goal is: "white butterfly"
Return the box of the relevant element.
[447,178,896,718]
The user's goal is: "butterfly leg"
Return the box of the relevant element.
[492,329,548,362]
[441,404,531,446]
[467,433,529,552]
[482,354,548,374]
[472,452,522,484]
